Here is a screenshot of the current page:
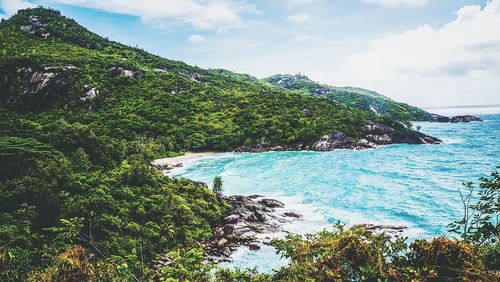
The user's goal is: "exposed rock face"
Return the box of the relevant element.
[202,194,301,264]
[151,162,183,172]
[259,198,285,208]
[79,85,100,102]
[429,113,482,123]
[234,120,440,153]
[179,70,203,81]
[428,113,451,122]
[362,224,407,237]
[20,15,50,38]
[309,122,440,151]
[110,67,135,77]
[234,143,305,153]
[450,115,482,123]
[6,66,75,102]
[311,131,360,151]
[362,122,441,145]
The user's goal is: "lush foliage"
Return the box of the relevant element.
[266,74,432,121]
[212,176,223,193]
[0,7,497,281]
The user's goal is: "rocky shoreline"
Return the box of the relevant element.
[152,194,303,270]
[152,191,410,270]
[200,194,410,265]
[152,121,442,171]
[203,195,300,264]
[428,114,483,123]
[234,121,441,153]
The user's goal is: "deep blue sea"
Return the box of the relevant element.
[173,113,499,272]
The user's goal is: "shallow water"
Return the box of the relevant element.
[172,114,500,272]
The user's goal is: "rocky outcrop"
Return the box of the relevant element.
[302,108,314,117]
[110,67,135,77]
[179,70,204,81]
[234,120,440,153]
[362,224,407,237]
[428,113,450,122]
[79,85,100,102]
[362,122,441,145]
[20,15,50,38]
[234,143,303,153]
[311,131,363,151]
[309,122,440,151]
[429,113,482,123]
[151,162,183,172]
[6,66,76,102]
[201,195,301,264]
[450,115,482,123]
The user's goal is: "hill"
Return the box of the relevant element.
[0,7,440,280]
[265,74,432,121]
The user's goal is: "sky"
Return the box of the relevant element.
[1,0,499,107]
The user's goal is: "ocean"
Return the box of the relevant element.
[172,113,500,272]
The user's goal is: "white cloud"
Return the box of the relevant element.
[334,0,500,106]
[287,0,316,8]
[294,34,310,41]
[53,0,253,30]
[188,34,205,43]
[362,0,428,7]
[0,0,36,15]
[287,12,311,23]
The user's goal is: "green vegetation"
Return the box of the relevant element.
[0,7,497,281]
[212,176,223,193]
[266,74,432,121]
[0,8,411,154]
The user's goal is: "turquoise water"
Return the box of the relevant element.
[173,114,499,271]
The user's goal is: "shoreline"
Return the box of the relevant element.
[152,151,224,174]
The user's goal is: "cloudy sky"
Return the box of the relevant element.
[1,0,499,107]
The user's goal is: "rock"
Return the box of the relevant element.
[179,70,203,81]
[356,139,377,149]
[221,247,232,257]
[302,108,314,117]
[283,212,302,218]
[201,195,302,262]
[362,122,396,135]
[259,198,285,208]
[450,115,482,123]
[192,181,208,188]
[20,15,50,38]
[10,66,71,101]
[429,113,482,123]
[254,210,266,221]
[311,131,358,151]
[223,224,234,235]
[151,254,173,271]
[365,134,392,145]
[110,67,135,77]
[248,243,261,250]
[223,214,240,224]
[364,224,407,237]
[362,122,441,146]
[217,238,228,247]
[245,214,259,222]
[80,87,100,102]
[428,113,450,122]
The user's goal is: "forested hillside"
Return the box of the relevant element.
[2,7,495,281]
[0,7,404,280]
[266,74,432,121]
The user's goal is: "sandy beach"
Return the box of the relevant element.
[152,152,222,174]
